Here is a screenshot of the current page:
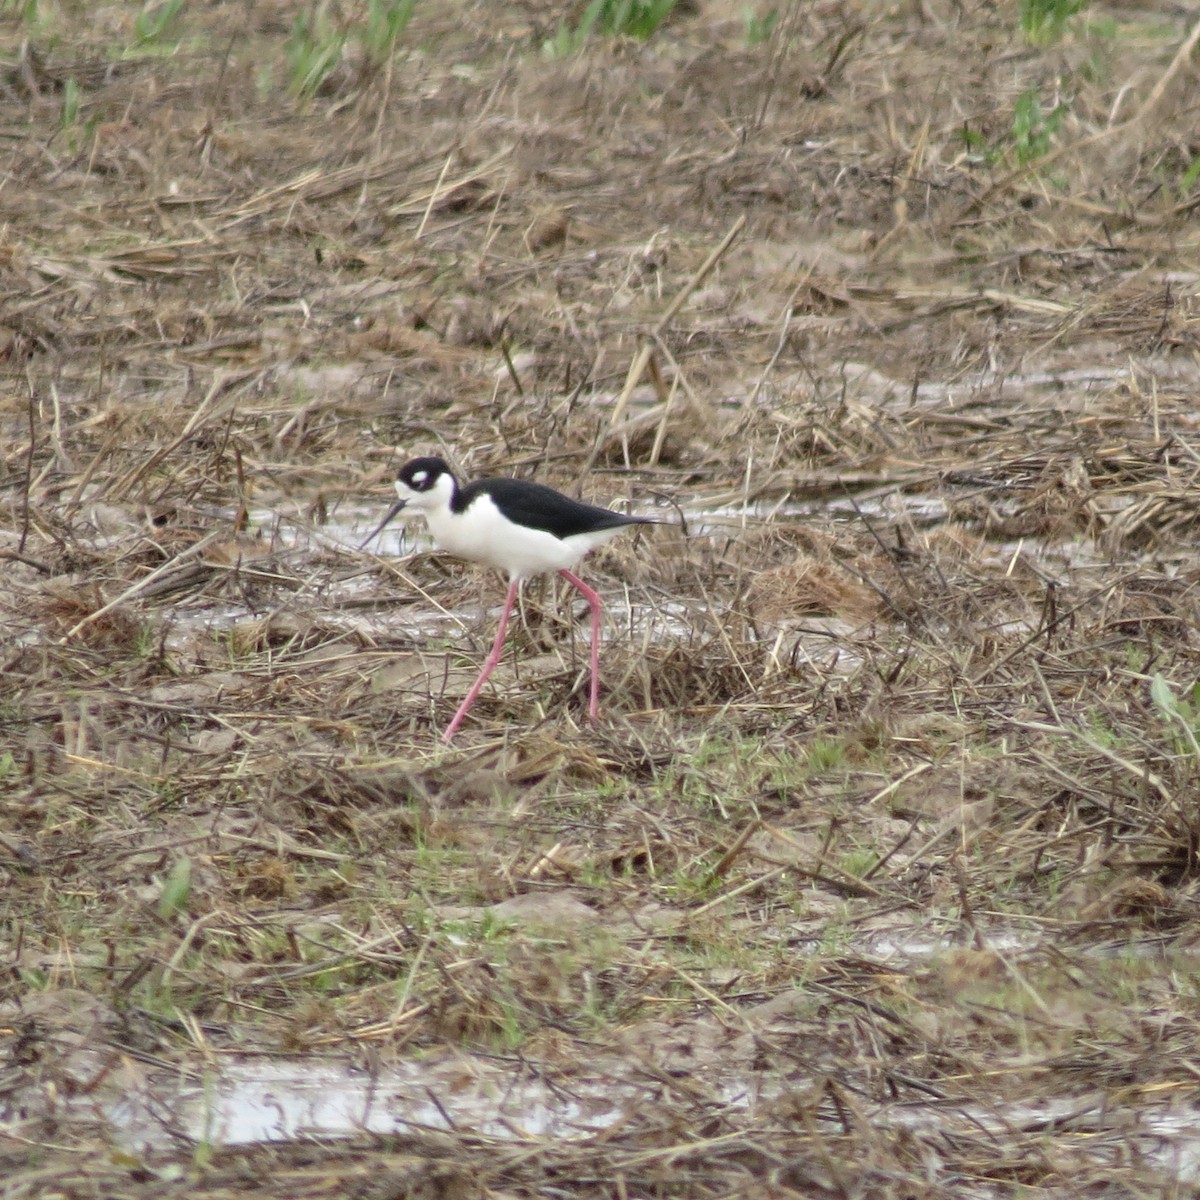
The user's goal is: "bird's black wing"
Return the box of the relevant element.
[459,477,652,540]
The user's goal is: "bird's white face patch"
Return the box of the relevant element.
[396,464,455,513]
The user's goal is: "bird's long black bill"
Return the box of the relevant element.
[358,499,408,551]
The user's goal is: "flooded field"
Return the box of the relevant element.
[4,1,1200,1197]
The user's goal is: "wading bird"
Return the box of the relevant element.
[363,456,656,741]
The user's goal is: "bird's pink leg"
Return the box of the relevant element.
[560,569,603,722]
[443,579,520,742]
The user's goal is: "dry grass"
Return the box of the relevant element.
[3,1,1200,1196]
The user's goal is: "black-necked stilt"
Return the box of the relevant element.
[363,456,656,741]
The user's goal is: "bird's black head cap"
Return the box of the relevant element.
[398,456,453,493]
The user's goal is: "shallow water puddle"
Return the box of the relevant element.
[106,1054,645,1149]
[249,500,410,555]
[261,497,812,551]
[161,597,466,649]
[886,1096,1200,1182]
[816,923,1200,970]
[41,1044,1200,1182]
[158,492,1148,660]
[860,928,1039,960]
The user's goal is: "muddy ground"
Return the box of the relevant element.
[3,1,1200,1196]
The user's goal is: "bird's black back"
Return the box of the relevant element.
[456,477,653,540]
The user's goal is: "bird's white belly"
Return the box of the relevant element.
[426,497,624,580]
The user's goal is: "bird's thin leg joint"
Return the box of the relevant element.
[559,569,602,722]
[443,579,520,742]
